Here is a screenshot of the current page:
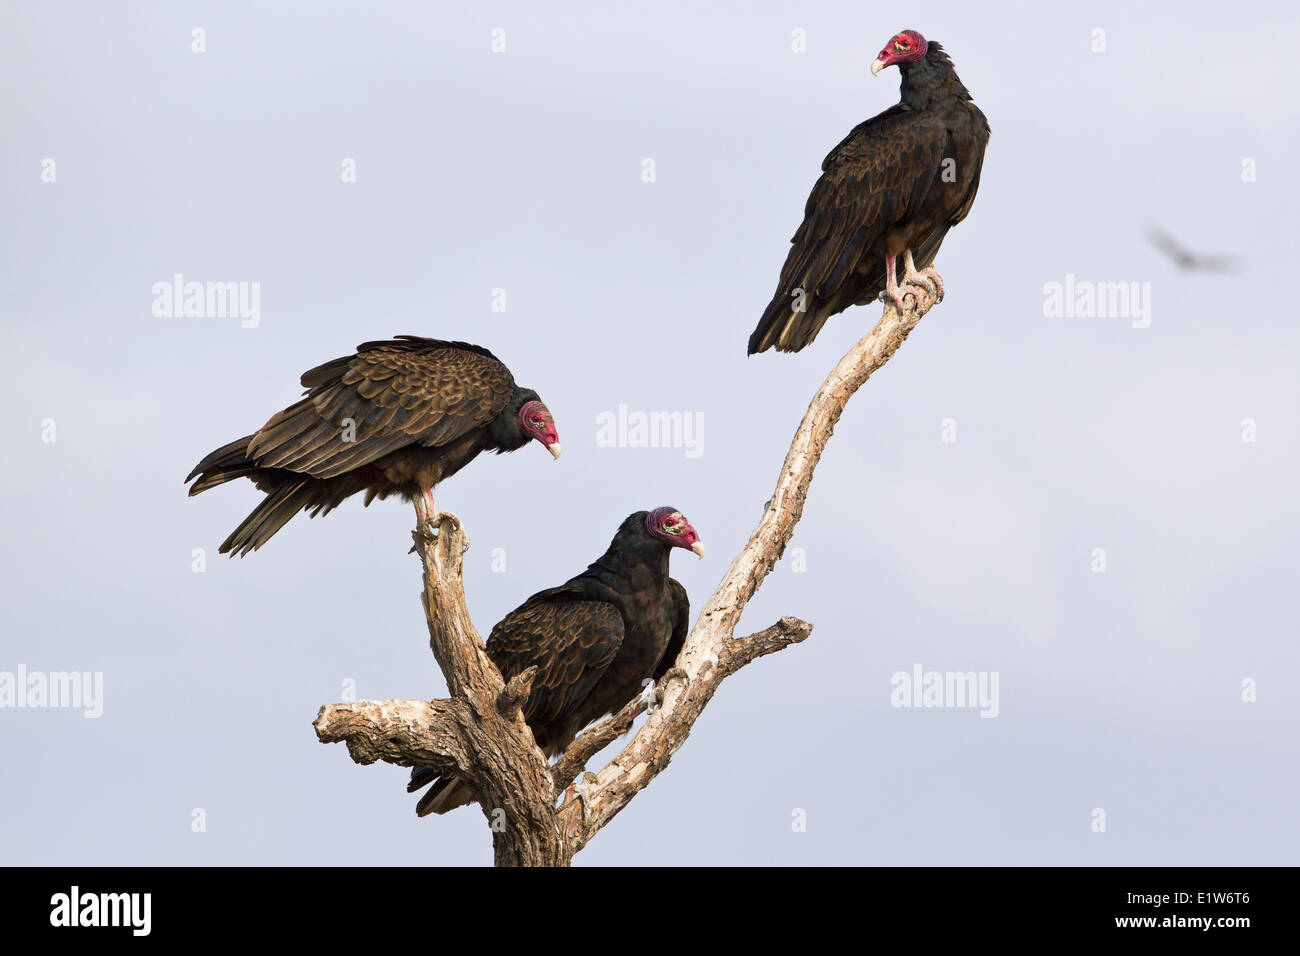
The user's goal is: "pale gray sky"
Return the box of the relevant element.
[2,0,1297,865]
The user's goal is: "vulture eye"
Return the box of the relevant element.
[896,38,909,51]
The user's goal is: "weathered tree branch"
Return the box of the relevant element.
[314,289,938,865]
[551,696,648,795]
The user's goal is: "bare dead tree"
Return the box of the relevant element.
[314,287,939,865]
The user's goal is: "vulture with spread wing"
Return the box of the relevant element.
[186,336,561,556]
[408,507,704,816]
[748,29,989,354]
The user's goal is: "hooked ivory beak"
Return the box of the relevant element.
[870,58,885,76]
[690,541,706,559]
[547,443,562,460]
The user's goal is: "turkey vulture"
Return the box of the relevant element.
[186,336,561,556]
[748,29,989,354]
[408,507,704,815]
[1147,227,1238,273]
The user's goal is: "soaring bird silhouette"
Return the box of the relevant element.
[1147,227,1238,273]
[186,336,560,556]
[408,507,703,816]
[749,29,989,354]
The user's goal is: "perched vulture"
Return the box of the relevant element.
[186,336,561,556]
[408,507,704,815]
[748,29,989,354]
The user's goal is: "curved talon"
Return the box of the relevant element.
[639,678,660,712]
[917,267,945,301]
[885,252,939,314]
[427,511,469,554]
[890,285,926,313]
[412,498,472,555]
[903,266,944,302]
[899,251,945,306]
[908,273,938,298]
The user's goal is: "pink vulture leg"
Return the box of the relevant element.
[412,488,437,537]
[413,487,469,553]
[884,254,927,313]
[902,249,945,302]
[413,493,426,529]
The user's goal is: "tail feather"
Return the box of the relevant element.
[408,768,475,817]
[186,436,257,493]
[748,293,840,355]
[218,478,316,556]
[407,766,440,793]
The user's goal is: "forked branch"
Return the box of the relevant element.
[314,288,939,865]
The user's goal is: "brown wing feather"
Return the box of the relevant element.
[407,590,624,814]
[651,578,690,682]
[486,594,624,745]
[246,339,515,480]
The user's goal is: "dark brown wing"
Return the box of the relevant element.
[749,106,950,354]
[486,590,624,748]
[245,338,515,479]
[407,589,623,814]
[652,578,689,682]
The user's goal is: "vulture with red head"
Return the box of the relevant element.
[186,336,561,556]
[408,507,704,815]
[748,29,989,354]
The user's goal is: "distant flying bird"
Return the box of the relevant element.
[408,507,704,815]
[186,337,561,556]
[749,29,990,354]
[1147,227,1238,273]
